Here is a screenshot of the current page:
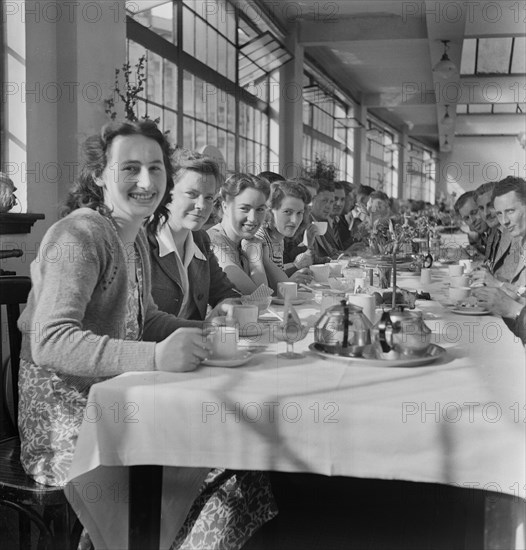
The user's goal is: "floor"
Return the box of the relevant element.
[0,473,486,550]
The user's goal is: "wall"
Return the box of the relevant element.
[436,135,526,199]
[1,0,127,277]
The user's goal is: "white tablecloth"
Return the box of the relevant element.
[65,263,526,549]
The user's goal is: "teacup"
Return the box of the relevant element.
[208,325,239,359]
[449,286,471,304]
[450,275,470,288]
[310,264,330,283]
[328,263,343,278]
[232,305,258,330]
[346,293,377,324]
[420,268,432,285]
[448,264,464,277]
[312,221,328,236]
[278,281,298,301]
[459,259,473,274]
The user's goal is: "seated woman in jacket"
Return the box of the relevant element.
[149,149,238,319]
[255,179,314,288]
[148,151,278,550]
[207,173,271,294]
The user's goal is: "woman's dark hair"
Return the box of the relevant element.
[258,170,285,184]
[268,180,311,210]
[62,120,175,232]
[219,173,270,203]
[368,190,390,204]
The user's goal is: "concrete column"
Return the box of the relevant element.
[352,100,367,185]
[279,23,303,179]
[398,126,409,199]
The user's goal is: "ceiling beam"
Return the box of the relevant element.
[363,90,437,107]
[298,15,427,45]
[411,124,439,136]
[455,113,526,134]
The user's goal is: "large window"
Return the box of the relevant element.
[126,0,281,172]
[406,143,437,203]
[363,119,398,196]
[302,75,354,181]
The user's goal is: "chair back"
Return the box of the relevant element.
[0,276,31,436]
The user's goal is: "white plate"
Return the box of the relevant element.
[450,306,491,316]
[308,343,446,368]
[202,352,253,367]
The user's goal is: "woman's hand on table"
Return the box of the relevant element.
[472,286,523,318]
[155,327,211,372]
[290,268,314,285]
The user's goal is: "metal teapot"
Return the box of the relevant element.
[314,300,372,357]
[373,306,431,358]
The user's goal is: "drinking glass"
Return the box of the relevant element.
[277,319,309,359]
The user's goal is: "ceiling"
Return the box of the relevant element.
[256,0,526,153]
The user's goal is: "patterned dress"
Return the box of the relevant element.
[18,246,144,487]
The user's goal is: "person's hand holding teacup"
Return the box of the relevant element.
[290,267,314,285]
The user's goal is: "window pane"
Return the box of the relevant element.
[207,28,218,71]
[195,18,207,64]
[148,104,163,127]
[164,110,177,140]
[183,71,194,116]
[182,7,195,56]
[207,125,217,147]
[239,138,247,171]
[227,44,236,82]
[163,60,177,110]
[217,92,227,128]
[217,130,227,160]
[195,121,207,150]
[195,78,205,119]
[227,94,236,132]
[227,133,236,170]
[183,116,194,148]
[217,0,228,37]
[147,52,163,104]
[206,86,217,127]
[217,37,227,76]
[226,8,236,41]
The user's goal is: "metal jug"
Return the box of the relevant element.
[373,306,432,358]
[314,300,372,357]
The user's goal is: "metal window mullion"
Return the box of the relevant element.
[176,0,184,145]
[234,4,240,171]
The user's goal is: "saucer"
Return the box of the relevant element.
[271,291,311,306]
[203,352,253,367]
[450,306,491,316]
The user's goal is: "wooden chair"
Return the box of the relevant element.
[0,276,82,549]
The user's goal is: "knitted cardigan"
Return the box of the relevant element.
[18,208,201,378]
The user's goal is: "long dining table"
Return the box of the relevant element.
[65,257,526,550]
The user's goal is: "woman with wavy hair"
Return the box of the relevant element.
[17,121,214,548]
[207,173,271,294]
[255,179,314,288]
